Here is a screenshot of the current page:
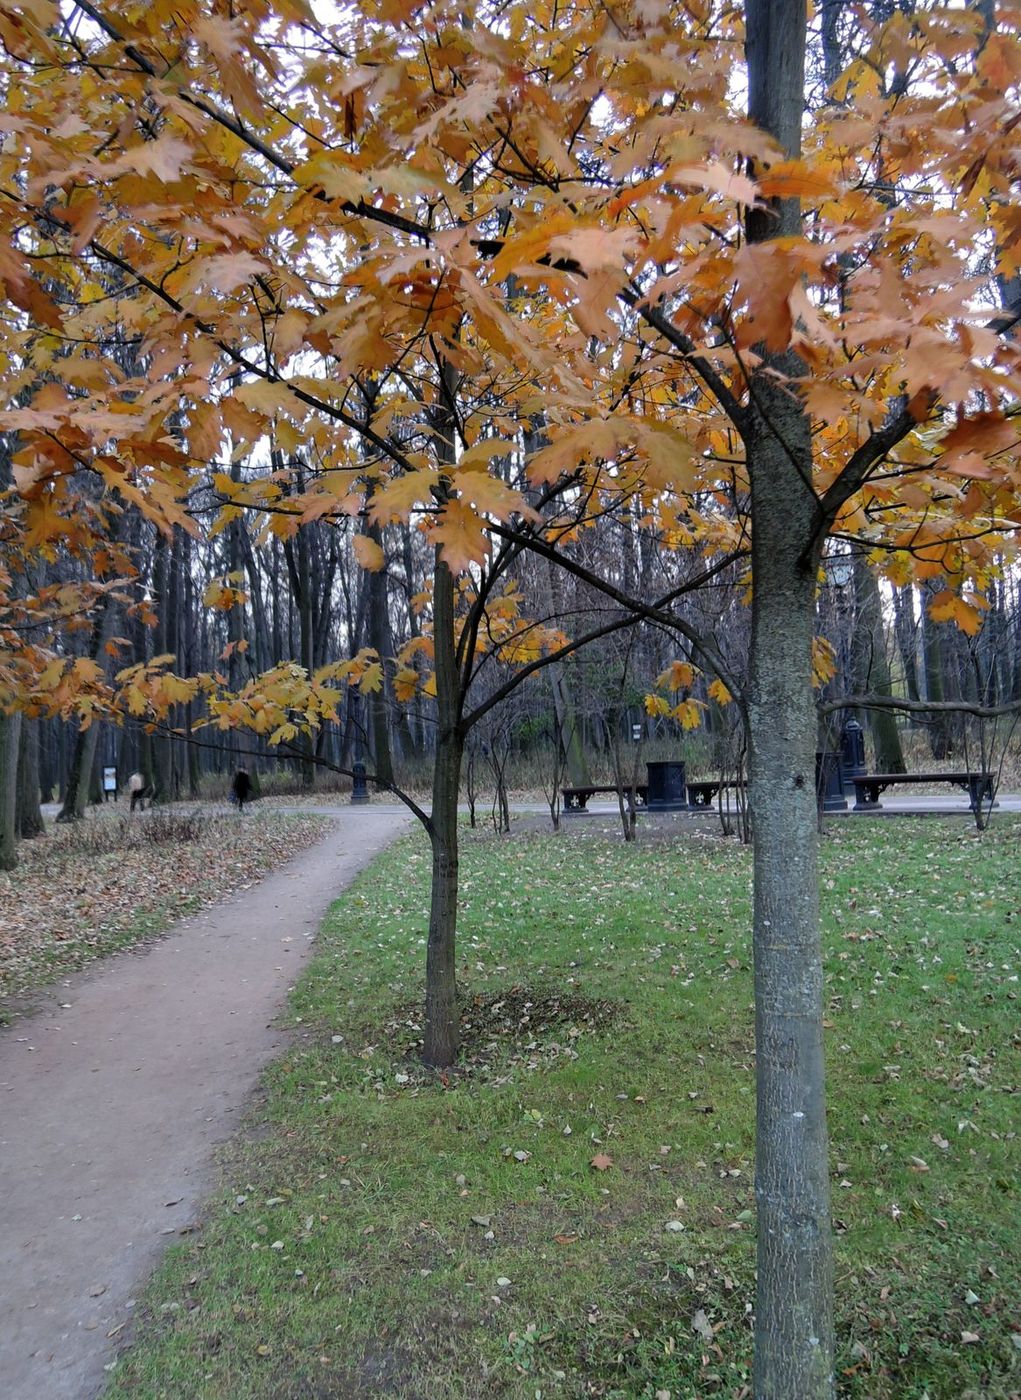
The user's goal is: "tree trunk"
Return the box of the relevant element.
[58,596,116,822]
[422,554,463,1068]
[745,2,834,1394]
[39,718,58,805]
[748,460,834,1399]
[284,520,318,789]
[366,516,396,788]
[921,581,952,758]
[57,719,103,823]
[17,717,45,838]
[151,531,174,802]
[851,556,905,772]
[892,585,921,707]
[0,710,23,869]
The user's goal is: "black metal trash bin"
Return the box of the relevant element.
[815,751,847,812]
[351,761,370,804]
[840,719,866,793]
[646,760,688,810]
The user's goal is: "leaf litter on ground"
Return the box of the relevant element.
[0,805,329,1003]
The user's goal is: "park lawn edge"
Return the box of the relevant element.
[105,817,1019,1399]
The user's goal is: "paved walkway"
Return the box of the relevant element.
[0,807,410,1400]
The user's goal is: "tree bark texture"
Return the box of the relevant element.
[850,557,905,772]
[0,710,24,870]
[422,554,463,1067]
[747,425,834,1399]
[366,516,396,788]
[17,717,45,839]
[745,2,835,1395]
[152,531,175,802]
[892,586,922,707]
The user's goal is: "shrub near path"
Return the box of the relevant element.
[107,818,1020,1400]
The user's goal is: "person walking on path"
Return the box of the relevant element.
[128,772,148,813]
[231,768,252,812]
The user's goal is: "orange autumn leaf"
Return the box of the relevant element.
[352,535,386,571]
[429,498,489,574]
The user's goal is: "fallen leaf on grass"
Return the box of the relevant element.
[693,1308,714,1342]
[590,1153,614,1171]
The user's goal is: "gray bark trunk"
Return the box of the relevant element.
[0,710,23,869]
[58,720,103,823]
[17,717,45,839]
[748,442,834,1399]
[745,2,835,1394]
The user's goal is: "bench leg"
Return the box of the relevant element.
[967,777,997,812]
[853,783,883,812]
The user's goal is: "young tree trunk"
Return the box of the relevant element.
[366,515,396,788]
[0,710,23,870]
[284,522,317,788]
[422,554,463,1067]
[745,2,834,1394]
[151,531,174,802]
[748,452,834,1399]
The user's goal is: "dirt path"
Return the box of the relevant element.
[0,806,410,1400]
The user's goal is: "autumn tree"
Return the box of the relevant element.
[4,1,1021,1394]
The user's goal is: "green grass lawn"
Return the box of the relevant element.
[106,817,1020,1399]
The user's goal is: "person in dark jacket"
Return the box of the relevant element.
[231,769,252,812]
[128,772,148,813]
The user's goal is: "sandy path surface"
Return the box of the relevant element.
[0,806,410,1400]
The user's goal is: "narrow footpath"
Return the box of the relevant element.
[0,806,410,1400]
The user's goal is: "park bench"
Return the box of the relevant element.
[852,771,995,811]
[562,784,648,812]
[687,778,747,807]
